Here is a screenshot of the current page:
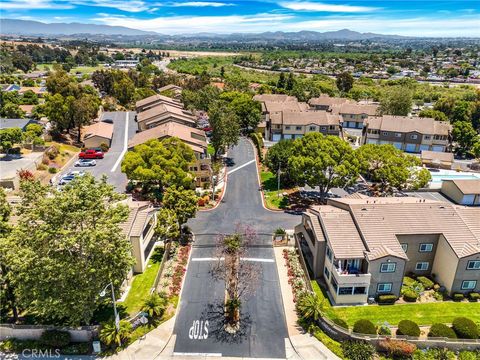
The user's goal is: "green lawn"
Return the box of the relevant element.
[36,63,104,74]
[261,170,289,209]
[121,247,164,315]
[311,280,480,327]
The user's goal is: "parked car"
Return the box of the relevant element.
[102,118,113,124]
[79,149,104,159]
[58,171,85,185]
[75,159,96,167]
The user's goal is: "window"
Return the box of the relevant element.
[395,133,402,138]
[321,126,327,131]
[380,263,396,273]
[324,267,330,280]
[424,135,431,140]
[415,262,429,271]
[309,126,316,131]
[377,283,392,293]
[296,126,302,130]
[326,247,333,262]
[467,261,480,270]
[411,134,418,140]
[382,131,389,136]
[401,244,408,253]
[461,280,477,290]
[354,287,367,295]
[285,126,291,130]
[338,287,353,295]
[419,243,433,252]
[329,125,336,130]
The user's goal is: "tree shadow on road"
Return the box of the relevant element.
[200,302,251,344]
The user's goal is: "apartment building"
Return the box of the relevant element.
[332,103,380,129]
[308,95,352,111]
[362,115,451,153]
[135,94,184,113]
[128,122,211,188]
[295,196,480,305]
[136,103,197,131]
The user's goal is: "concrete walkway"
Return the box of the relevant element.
[274,247,341,360]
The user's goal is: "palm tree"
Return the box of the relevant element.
[99,320,132,347]
[296,293,326,322]
[142,293,167,320]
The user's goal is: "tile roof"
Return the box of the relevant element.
[333,103,379,116]
[253,94,298,103]
[270,110,341,126]
[119,199,154,238]
[328,197,480,259]
[135,94,183,109]
[421,150,454,162]
[308,95,352,107]
[444,179,480,195]
[311,205,366,258]
[136,103,196,124]
[82,121,114,140]
[365,115,451,135]
[128,121,207,153]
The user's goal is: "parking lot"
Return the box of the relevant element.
[56,111,137,192]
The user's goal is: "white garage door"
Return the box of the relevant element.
[393,142,402,150]
[272,134,281,142]
[367,139,378,145]
[419,144,430,151]
[283,134,293,140]
[432,145,445,152]
[405,143,417,153]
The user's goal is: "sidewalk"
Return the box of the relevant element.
[274,247,341,360]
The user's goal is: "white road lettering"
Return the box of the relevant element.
[189,320,209,340]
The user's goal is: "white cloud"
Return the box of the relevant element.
[168,1,235,7]
[1,0,73,10]
[279,1,379,13]
[72,0,150,12]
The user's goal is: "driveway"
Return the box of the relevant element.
[57,111,137,192]
[173,138,300,358]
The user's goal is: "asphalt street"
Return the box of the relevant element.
[173,138,300,358]
[57,111,137,192]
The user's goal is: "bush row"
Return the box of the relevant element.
[249,132,263,161]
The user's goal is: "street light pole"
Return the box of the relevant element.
[277,162,281,197]
[100,282,120,334]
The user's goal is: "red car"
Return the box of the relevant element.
[79,149,104,159]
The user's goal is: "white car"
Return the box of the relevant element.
[75,159,96,167]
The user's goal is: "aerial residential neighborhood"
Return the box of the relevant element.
[0,1,480,360]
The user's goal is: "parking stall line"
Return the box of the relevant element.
[111,112,129,173]
[191,257,274,263]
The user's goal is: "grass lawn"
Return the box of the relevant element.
[121,247,164,316]
[36,63,104,74]
[311,280,480,327]
[261,170,289,209]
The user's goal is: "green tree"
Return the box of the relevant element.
[379,86,413,116]
[356,144,431,192]
[434,96,456,118]
[141,293,167,320]
[11,52,33,73]
[265,139,295,186]
[72,93,100,142]
[220,92,262,131]
[277,72,286,89]
[418,108,448,122]
[43,93,68,131]
[1,103,25,119]
[162,185,197,229]
[209,101,240,158]
[289,134,359,202]
[0,127,23,154]
[20,90,38,105]
[113,77,135,106]
[99,320,132,347]
[451,101,473,123]
[336,72,354,93]
[155,208,180,241]
[23,123,43,143]
[452,121,479,156]
[3,175,133,325]
[285,72,295,91]
[121,138,196,197]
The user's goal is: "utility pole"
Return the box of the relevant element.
[277,162,281,197]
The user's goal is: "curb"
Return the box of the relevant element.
[51,151,80,184]
[198,166,228,212]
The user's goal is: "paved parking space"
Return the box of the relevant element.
[57,111,137,192]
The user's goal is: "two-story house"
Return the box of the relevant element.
[135,94,184,113]
[332,103,380,129]
[308,95,352,111]
[136,103,197,131]
[295,196,480,305]
[362,115,451,153]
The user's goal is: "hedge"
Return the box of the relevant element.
[249,133,263,162]
[452,317,479,339]
[377,294,397,304]
[403,289,418,302]
[453,293,465,301]
[396,320,420,337]
[341,341,375,360]
[39,329,71,348]
[332,318,348,329]
[428,323,457,339]
[353,319,376,335]
[417,276,434,290]
[468,292,480,302]
[378,339,416,358]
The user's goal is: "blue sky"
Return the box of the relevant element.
[1,1,480,36]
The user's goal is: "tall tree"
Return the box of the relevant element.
[113,78,135,106]
[265,139,295,186]
[379,86,413,116]
[452,121,479,156]
[277,72,286,89]
[0,127,23,154]
[289,133,359,202]
[162,185,197,228]
[285,72,296,91]
[208,101,240,158]
[220,92,262,131]
[336,72,354,93]
[3,175,133,325]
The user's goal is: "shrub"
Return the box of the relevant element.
[452,317,479,339]
[99,142,109,152]
[142,293,167,320]
[458,350,480,360]
[60,342,91,355]
[37,163,47,171]
[453,293,465,301]
[353,319,376,335]
[341,341,375,360]
[45,145,59,160]
[403,276,416,286]
[33,137,45,146]
[312,326,343,358]
[403,289,418,302]
[48,167,58,174]
[468,292,480,302]
[396,320,421,337]
[99,320,132,347]
[378,324,392,336]
[417,276,434,290]
[39,329,71,348]
[249,132,263,161]
[428,323,457,339]
[378,338,416,357]
[332,318,348,329]
[377,294,397,304]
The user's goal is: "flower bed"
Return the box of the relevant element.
[169,245,191,296]
[283,248,308,302]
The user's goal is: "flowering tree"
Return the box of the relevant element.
[211,224,261,332]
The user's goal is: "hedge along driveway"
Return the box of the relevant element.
[332,301,480,327]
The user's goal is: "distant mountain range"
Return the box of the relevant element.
[0,18,409,40]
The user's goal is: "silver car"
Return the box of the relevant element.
[75,159,96,167]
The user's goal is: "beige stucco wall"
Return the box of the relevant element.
[368,255,406,297]
[441,181,466,205]
[431,234,458,292]
[84,135,111,149]
[452,253,480,293]
[397,234,439,275]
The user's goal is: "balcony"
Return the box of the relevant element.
[331,259,371,286]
